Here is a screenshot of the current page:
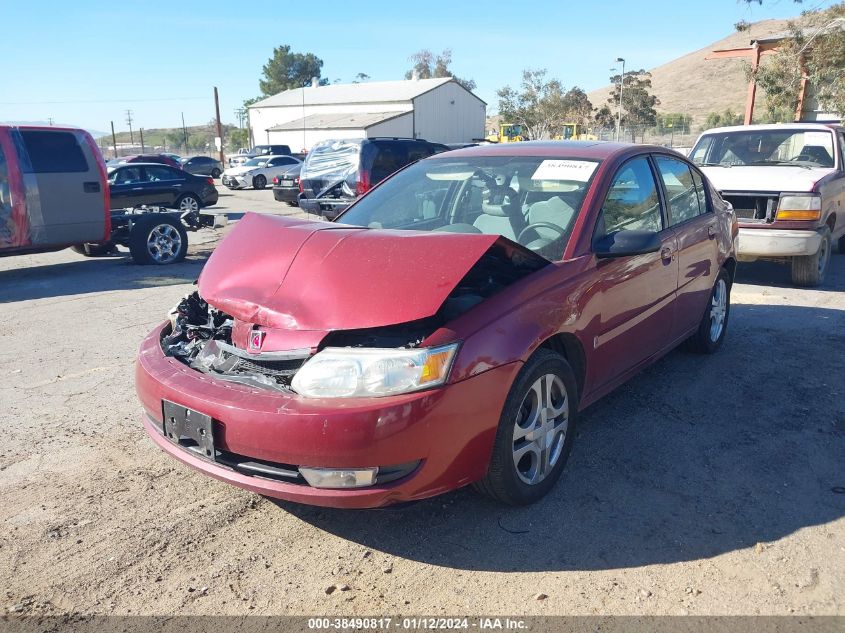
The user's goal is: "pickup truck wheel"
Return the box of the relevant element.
[791,228,831,287]
[128,216,188,265]
[70,242,116,257]
[253,174,267,190]
[473,349,578,506]
[685,269,731,354]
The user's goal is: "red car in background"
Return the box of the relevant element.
[136,141,737,508]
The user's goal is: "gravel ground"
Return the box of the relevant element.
[1,187,843,618]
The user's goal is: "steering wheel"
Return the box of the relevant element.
[517,221,566,244]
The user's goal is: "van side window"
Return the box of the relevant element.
[19,131,88,173]
[0,145,13,246]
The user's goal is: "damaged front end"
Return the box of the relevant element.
[161,213,550,396]
[162,292,309,392]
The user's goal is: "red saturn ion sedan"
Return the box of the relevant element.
[136,141,737,508]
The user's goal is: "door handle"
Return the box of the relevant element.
[131,187,144,191]
[83,181,100,193]
[661,247,674,262]
[707,224,717,239]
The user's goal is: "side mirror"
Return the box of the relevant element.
[594,230,662,259]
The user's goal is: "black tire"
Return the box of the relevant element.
[128,215,188,265]
[285,200,298,207]
[253,174,267,190]
[70,242,115,257]
[473,349,578,505]
[791,228,831,287]
[685,268,731,354]
[211,168,221,178]
[838,234,845,254]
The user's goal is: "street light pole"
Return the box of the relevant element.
[615,57,625,142]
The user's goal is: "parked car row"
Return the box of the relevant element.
[107,153,224,179]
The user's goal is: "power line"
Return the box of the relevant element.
[0,96,208,105]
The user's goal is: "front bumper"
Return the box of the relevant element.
[135,325,517,508]
[221,174,249,189]
[737,227,824,260]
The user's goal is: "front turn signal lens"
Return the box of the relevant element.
[776,195,821,221]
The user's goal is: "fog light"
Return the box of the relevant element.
[299,467,378,489]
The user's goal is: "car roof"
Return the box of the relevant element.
[433,140,678,161]
[109,162,179,169]
[699,122,842,134]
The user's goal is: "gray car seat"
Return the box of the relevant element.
[525,195,575,241]
[472,185,525,240]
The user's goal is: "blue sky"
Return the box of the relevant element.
[0,0,834,134]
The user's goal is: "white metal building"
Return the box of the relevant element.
[247,78,486,151]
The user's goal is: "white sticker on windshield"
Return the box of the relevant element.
[803,131,832,146]
[531,160,597,182]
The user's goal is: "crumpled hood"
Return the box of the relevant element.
[198,213,517,331]
[700,165,834,193]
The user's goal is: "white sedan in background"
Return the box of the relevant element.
[221,155,301,190]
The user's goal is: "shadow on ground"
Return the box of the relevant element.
[280,300,845,572]
[0,245,214,303]
[735,246,845,292]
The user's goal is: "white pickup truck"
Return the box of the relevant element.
[690,123,845,286]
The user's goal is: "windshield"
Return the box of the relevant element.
[691,129,836,168]
[338,155,599,260]
[244,158,268,167]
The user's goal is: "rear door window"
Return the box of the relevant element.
[406,142,435,162]
[370,143,406,184]
[20,130,88,173]
[112,167,143,184]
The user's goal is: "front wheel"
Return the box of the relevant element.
[685,268,731,354]
[128,216,188,265]
[473,349,578,505]
[253,174,267,190]
[791,228,831,287]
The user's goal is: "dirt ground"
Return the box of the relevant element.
[1,186,843,618]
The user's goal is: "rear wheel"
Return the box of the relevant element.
[685,269,731,354]
[473,349,578,505]
[128,216,188,265]
[791,227,831,287]
[211,168,221,178]
[70,242,116,257]
[177,194,200,214]
[253,174,267,190]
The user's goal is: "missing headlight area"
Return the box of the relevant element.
[161,291,309,392]
[164,240,547,392]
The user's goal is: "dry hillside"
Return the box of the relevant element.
[587,18,796,128]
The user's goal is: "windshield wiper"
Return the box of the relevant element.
[748,160,814,170]
[699,162,732,167]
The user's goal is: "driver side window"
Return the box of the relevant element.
[596,157,663,238]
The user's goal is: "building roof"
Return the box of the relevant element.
[266,111,410,132]
[250,77,483,108]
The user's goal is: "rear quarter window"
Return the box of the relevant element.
[20,131,88,173]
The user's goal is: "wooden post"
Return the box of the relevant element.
[110,121,118,159]
[795,55,809,122]
[744,43,761,125]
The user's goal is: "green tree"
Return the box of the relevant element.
[497,69,593,140]
[352,73,370,83]
[228,128,249,150]
[258,45,328,96]
[701,109,743,130]
[604,70,660,141]
[405,49,477,92]
[655,112,692,134]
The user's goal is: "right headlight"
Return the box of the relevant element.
[291,343,459,398]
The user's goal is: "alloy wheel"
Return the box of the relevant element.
[146,224,183,264]
[179,196,199,212]
[512,373,569,485]
[709,278,728,342]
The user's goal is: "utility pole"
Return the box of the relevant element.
[615,57,625,142]
[181,112,188,154]
[47,117,54,126]
[110,121,118,159]
[140,128,145,153]
[234,108,246,128]
[125,109,134,146]
[213,86,225,166]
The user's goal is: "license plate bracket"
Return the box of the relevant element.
[162,400,215,460]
